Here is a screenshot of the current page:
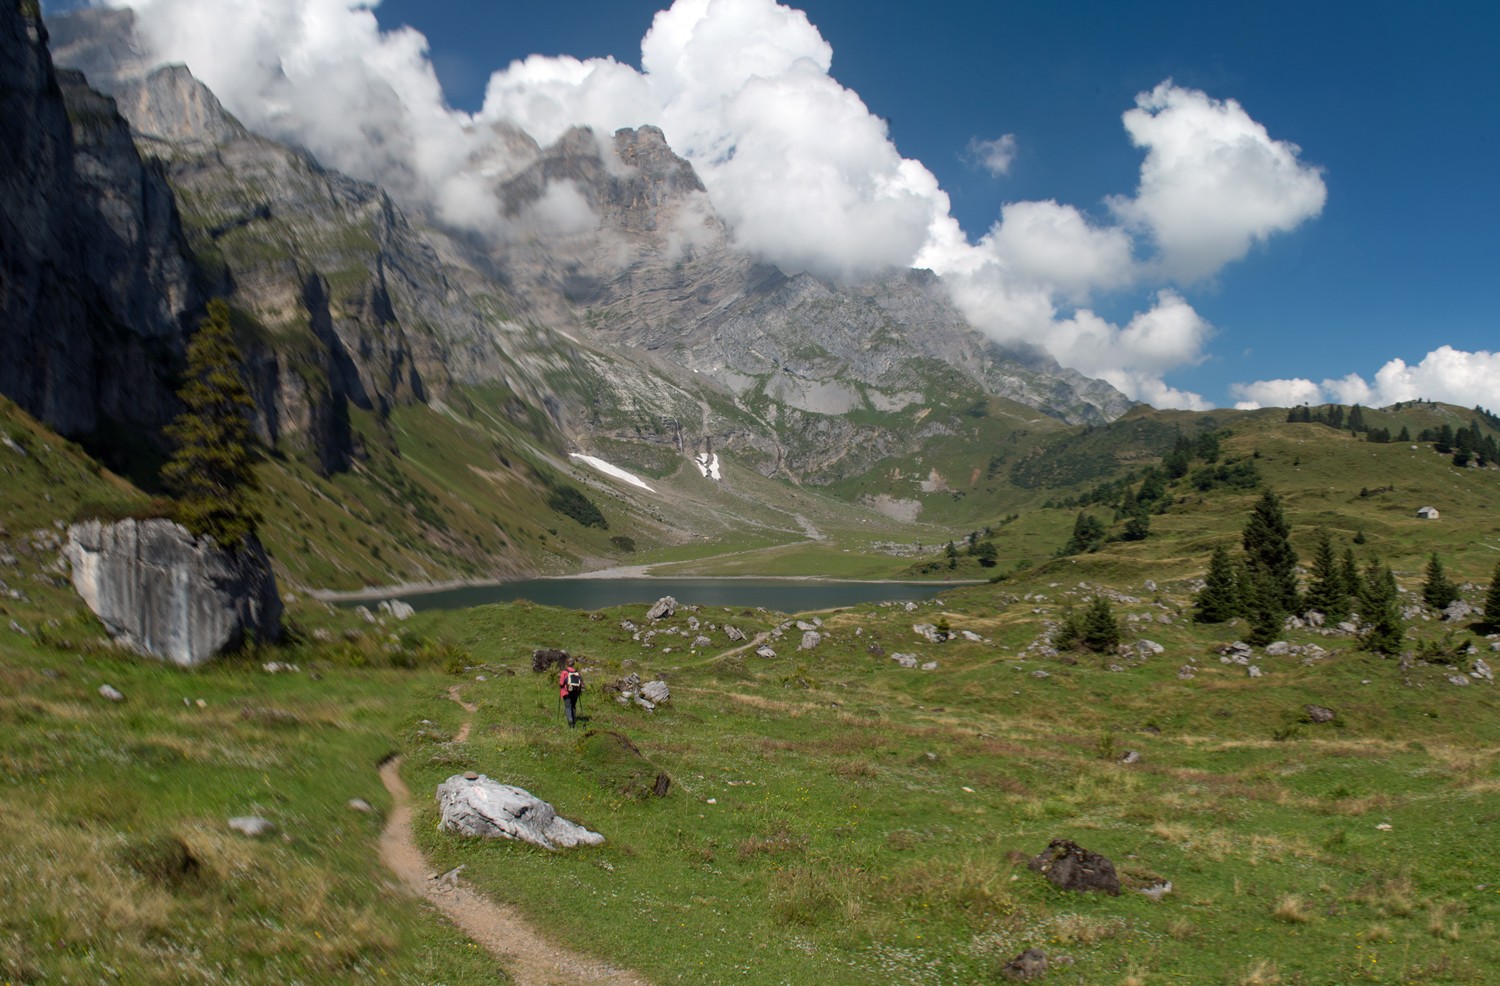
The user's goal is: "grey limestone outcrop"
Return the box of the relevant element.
[66,518,282,667]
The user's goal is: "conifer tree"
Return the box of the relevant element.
[1194,545,1241,623]
[1484,560,1500,631]
[160,299,261,549]
[1421,553,1459,611]
[1062,512,1106,555]
[1242,489,1299,615]
[1339,548,1362,606]
[1358,560,1404,654]
[975,541,999,568]
[1304,529,1349,622]
[1243,570,1283,647]
[1080,596,1121,652]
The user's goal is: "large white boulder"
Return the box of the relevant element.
[66,518,281,667]
[436,774,603,850]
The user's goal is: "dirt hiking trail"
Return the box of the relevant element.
[378,686,650,985]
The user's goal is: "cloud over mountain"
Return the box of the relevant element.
[96,0,1333,410]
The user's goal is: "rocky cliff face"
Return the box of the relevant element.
[65,518,283,667]
[42,6,1132,490]
[0,3,195,439]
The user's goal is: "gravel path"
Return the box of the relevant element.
[377,687,650,985]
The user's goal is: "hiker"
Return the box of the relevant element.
[558,659,583,727]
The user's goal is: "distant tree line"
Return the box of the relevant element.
[1286,402,1498,466]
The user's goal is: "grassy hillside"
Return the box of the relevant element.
[5,395,1500,983]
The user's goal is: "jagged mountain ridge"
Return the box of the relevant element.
[26,3,1128,492]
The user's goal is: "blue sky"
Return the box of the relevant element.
[63,0,1500,410]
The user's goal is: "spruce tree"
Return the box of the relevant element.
[1303,529,1349,622]
[1484,560,1500,631]
[1080,596,1121,652]
[1421,553,1459,611]
[1242,489,1299,615]
[1194,545,1241,623]
[1339,548,1362,608]
[1358,560,1404,654]
[1243,569,1283,647]
[160,299,261,549]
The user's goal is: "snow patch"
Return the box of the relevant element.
[568,454,655,492]
[694,452,721,481]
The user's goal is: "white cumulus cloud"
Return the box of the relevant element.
[1109,82,1327,282]
[967,134,1018,176]
[1231,347,1500,410]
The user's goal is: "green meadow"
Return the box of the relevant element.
[4,397,1500,984]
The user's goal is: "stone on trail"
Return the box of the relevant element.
[1028,838,1121,895]
[436,774,604,849]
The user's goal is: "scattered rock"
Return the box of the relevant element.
[1119,750,1141,764]
[892,653,919,668]
[1443,600,1477,622]
[646,596,677,620]
[378,599,415,620]
[921,661,938,671]
[98,684,124,702]
[228,816,275,838]
[261,661,299,674]
[347,798,373,813]
[9,619,27,635]
[1031,669,1050,679]
[640,680,670,705]
[724,625,746,642]
[1001,948,1049,982]
[692,635,711,649]
[1448,675,1471,687]
[355,605,376,623]
[1248,666,1263,678]
[1337,621,1359,635]
[795,620,818,631]
[1264,641,1291,656]
[1028,838,1121,895]
[436,774,604,849]
[1136,639,1164,658]
[913,623,947,643]
[1177,666,1195,680]
[1473,658,1494,682]
[755,645,776,659]
[1137,878,1173,901]
[799,630,822,650]
[1303,704,1336,723]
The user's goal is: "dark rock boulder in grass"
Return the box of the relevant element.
[66,518,282,667]
[1001,948,1050,981]
[532,647,569,673]
[436,774,603,849]
[1027,839,1121,895]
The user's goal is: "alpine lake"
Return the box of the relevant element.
[341,576,961,613]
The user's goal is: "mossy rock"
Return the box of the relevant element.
[576,730,671,799]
